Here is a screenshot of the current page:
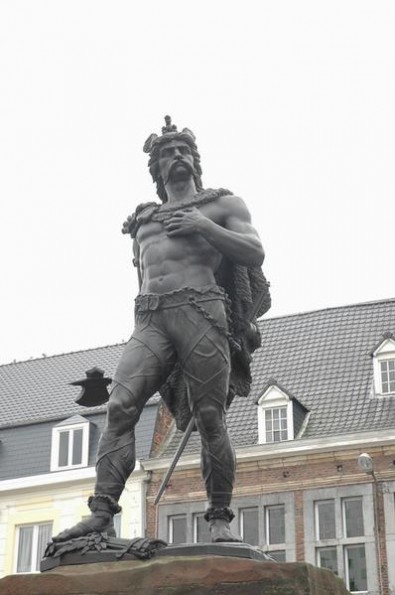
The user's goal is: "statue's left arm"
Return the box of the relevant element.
[165,195,264,267]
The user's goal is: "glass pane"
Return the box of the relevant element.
[17,526,33,573]
[267,505,285,544]
[35,524,52,570]
[266,408,288,443]
[346,545,367,592]
[269,550,286,562]
[113,514,122,538]
[317,547,338,575]
[58,431,69,467]
[241,508,259,545]
[72,428,83,465]
[316,500,336,540]
[344,498,364,538]
[381,359,395,393]
[169,516,186,544]
[194,514,211,543]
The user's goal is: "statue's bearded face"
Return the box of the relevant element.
[158,140,196,186]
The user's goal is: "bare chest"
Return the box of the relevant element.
[136,203,224,267]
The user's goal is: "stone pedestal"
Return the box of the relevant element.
[0,556,350,595]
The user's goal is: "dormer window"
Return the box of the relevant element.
[51,415,90,471]
[265,407,288,443]
[256,381,308,445]
[380,359,395,394]
[371,333,395,396]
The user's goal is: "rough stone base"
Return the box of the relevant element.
[0,556,351,595]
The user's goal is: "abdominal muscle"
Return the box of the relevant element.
[138,224,222,295]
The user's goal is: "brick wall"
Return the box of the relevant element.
[147,444,395,594]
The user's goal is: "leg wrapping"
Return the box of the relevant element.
[94,431,136,502]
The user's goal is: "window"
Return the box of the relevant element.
[315,500,336,540]
[343,497,364,538]
[314,496,366,591]
[265,408,288,442]
[345,545,367,592]
[317,547,338,575]
[51,416,89,471]
[240,507,259,546]
[168,515,187,544]
[269,550,286,562]
[264,504,286,560]
[193,513,211,543]
[257,384,296,444]
[15,522,52,573]
[266,505,285,545]
[159,494,295,561]
[372,335,395,395]
[305,486,375,594]
[380,359,395,394]
[113,513,122,538]
[238,495,294,560]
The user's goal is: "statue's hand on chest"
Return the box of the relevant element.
[162,207,207,237]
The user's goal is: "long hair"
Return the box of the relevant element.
[146,131,203,202]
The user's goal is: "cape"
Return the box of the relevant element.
[127,189,271,432]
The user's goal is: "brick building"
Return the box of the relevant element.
[144,298,395,595]
[1,298,394,593]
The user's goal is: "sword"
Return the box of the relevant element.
[154,287,268,505]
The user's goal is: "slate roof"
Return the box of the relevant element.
[2,298,394,463]
[160,298,395,457]
[0,343,158,428]
[0,343,159,479]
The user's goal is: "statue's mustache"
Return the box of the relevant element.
[163,158,196,185]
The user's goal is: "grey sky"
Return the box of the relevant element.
[1,1,394,364]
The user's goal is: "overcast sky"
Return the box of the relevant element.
[1,1,394,365]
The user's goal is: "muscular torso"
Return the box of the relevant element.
[136,201,224,294]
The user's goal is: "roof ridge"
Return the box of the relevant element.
[0,342,125,368]
[261,297,395,322]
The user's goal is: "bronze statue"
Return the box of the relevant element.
[53,116,270,544]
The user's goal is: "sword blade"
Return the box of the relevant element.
[153,416,195,505]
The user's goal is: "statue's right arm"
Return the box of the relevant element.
[133,239,142,291]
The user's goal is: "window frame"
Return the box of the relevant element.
[304,485,376,594]
[50,418,90,471]
[168,514,187,544]
[158,493,295,561]
[236,493,295,561]
[344,543,368,594]
[264,407,289,443]
[193,512,211,543]
[257,386,294,444]
[372,337,395,396]
[14,521,53,574]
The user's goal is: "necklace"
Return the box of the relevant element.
[127,188,232,237]
[152,188,232,222]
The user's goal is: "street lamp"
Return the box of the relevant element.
[357,453,383,595]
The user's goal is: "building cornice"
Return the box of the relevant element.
[142,429,395,471]
[0,461,145,493]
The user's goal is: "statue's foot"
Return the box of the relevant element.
[204,506,242,543]
[209,519,242,543]
[52,512,115,542]
[52,494,121,543]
